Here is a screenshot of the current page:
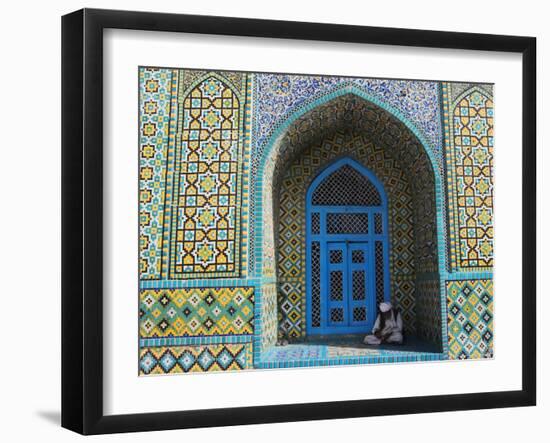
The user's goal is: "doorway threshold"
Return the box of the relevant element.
[254,335,445,369]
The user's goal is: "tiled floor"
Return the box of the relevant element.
[256,335,444,369]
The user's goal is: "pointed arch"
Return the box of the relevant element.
[179,71,244,102]
[451,84,493,109]
[258,84,441,186]
[306,157,388,208]
[253,90,447,352]
[254,88,445,278]
[445,85,494,271]
[161,72,246,279]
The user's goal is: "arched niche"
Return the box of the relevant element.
[255,91,444,352]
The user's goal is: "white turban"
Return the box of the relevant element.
[379,302,392,313]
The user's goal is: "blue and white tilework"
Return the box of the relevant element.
[138,66,494,375]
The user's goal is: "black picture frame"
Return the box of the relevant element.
[61,8,537,435]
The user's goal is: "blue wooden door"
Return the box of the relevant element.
[326,242,374,330]
[306,158,390,336]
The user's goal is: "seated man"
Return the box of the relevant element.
[364,302,403,345]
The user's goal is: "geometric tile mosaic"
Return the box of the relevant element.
[447,279,494,359]
[165,74,248,278]
[247,77,443,277]
[416,278,443,346]
[411,153,440,275]
[137,68,495,374]
[252,75,442,155]
[138,68,252,281]
[447,82,494,105]
[260,283,278,351]
[278,281,303,339]
[140,287,254,338]
[277,131,417,338]
[444,84,494,270]
[139,343,253,375]
[138,68,176,279]
[258,337,443,366]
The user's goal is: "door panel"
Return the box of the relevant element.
[325,242,372,331]
[348,243,372,326]
[327,243,348,326]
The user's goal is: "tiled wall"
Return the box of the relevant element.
[138,68,256,375]
[447,279,493,359]
[442,83,494,357]
[140,287,254,338]
[140,343,253,375]
[138,68,494,374]
[443,84,494,272]
[416,277,443,346]
[276,131,418,337]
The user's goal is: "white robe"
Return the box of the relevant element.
[364,309,403,345]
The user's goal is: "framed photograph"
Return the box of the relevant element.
[61,8,536,435]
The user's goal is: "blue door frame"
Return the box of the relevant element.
[306,158,390,335]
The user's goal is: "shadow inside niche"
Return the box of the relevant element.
[36,410,61,426]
